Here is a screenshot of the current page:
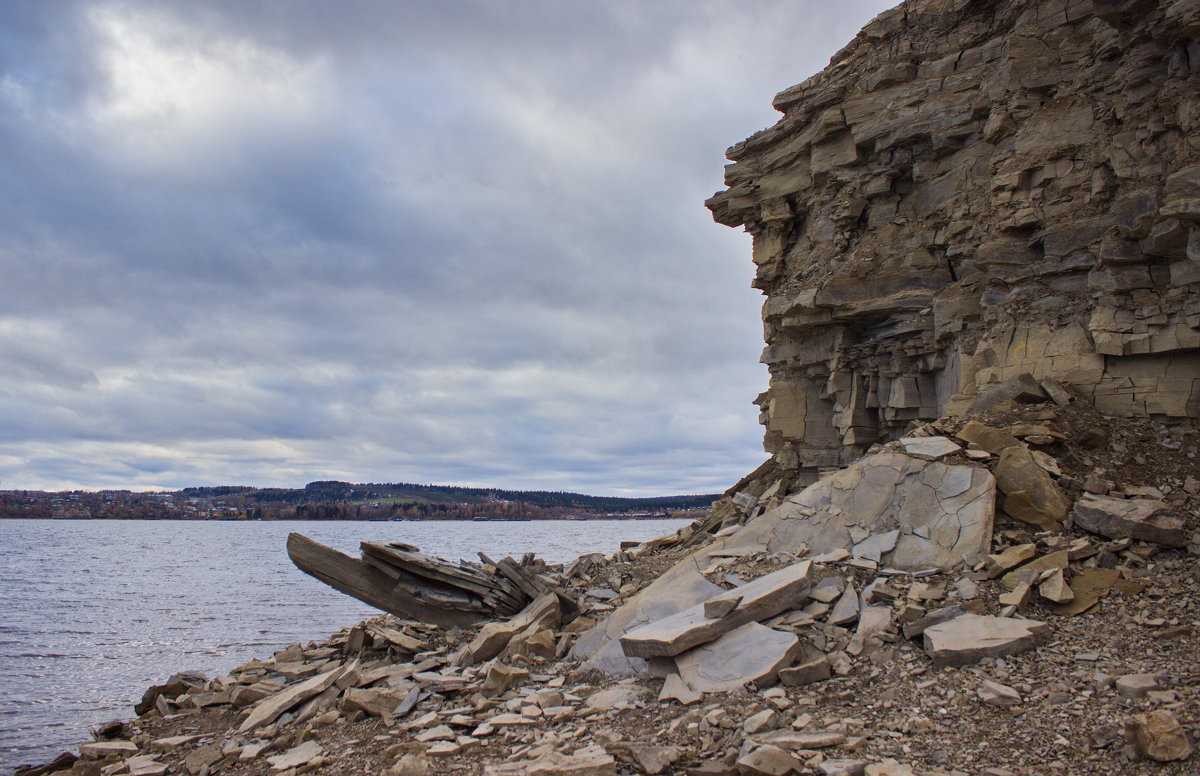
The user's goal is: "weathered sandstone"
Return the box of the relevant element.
[707,0,1200,485]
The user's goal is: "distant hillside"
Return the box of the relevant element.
[1,481,718,521]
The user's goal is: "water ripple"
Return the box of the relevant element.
[0,518,686,772]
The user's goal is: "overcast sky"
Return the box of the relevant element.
[0,0,895,495]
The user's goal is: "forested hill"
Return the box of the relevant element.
[179,481,718,511]
[2,482,718,520]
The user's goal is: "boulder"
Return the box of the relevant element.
[993,446,1070,531]
[922,614,1050,666]
[1126,710,1194,761]
[1072,494,1187,547]
[972,373,1048,412]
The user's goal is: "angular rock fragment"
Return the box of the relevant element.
[267,741,323,772]
[923,614,1050,666]
[1038,568,1073,604]
[779,655,831,687]
[79,741,139,758]
[978,679,1022,707]
[827,582,860,626]
[1052,569,1120,616]
[972,373,1048,412]
[985,544,1037,578]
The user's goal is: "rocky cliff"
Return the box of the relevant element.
[707,0,1200,485]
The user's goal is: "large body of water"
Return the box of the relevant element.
[0,518,688,772]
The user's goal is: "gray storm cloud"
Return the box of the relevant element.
[0,0,896,494]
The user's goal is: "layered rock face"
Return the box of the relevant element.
[707,0,1200,483]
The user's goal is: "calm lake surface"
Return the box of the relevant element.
[0,518,688,771]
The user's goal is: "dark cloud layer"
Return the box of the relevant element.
[0,0,896,494]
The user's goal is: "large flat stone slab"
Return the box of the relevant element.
[618,561,811,658]
[673,622,801,693]
[923,614,1050,666]
[1072,493,1187,547]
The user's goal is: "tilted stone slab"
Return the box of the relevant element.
[239,660,357,732]
[1072,493,1187,547]
[923,614,1050,666]
[673,622,801,693]
[456,591,561,666]
[619,561,811,658]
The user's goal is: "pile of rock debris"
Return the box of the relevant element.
[15,380,1199,776]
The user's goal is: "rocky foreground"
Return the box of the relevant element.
[14,384,1200,776]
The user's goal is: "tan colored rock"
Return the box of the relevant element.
[125,756,167,776]
[183,746,222,776]
[1038,568,1074,604]
[481,662,527,697]
[1052,568,1121,616]
[388,754,432,776]
[1001,551,1068,591]
[341,686,408,719]
[956,422,1023,455]
[1126,710,1194,762]
[985,544,1037,578]
[1116,673,1162,700]
[630,745,681,775]
[993,446,1070,531]
[923,614,1050,666]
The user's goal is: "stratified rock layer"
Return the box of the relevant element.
[707,0,1200,483]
